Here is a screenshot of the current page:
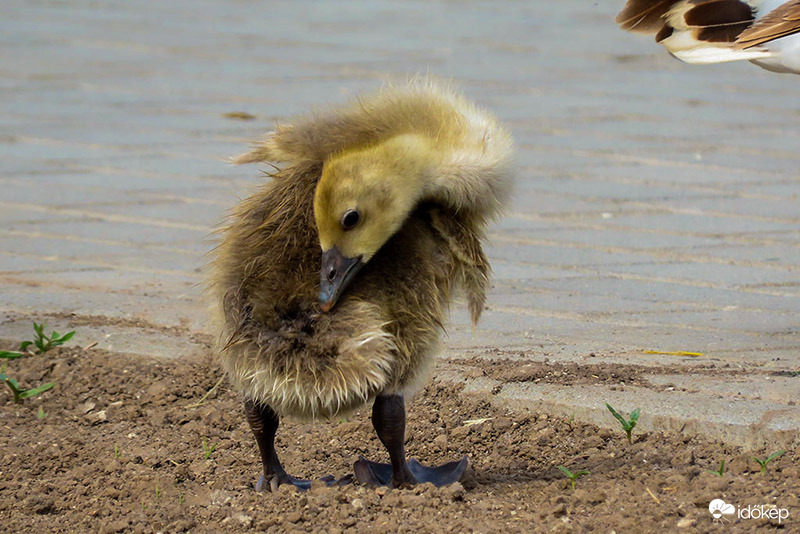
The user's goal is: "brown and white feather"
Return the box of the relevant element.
[736,0,800,48]
[615,0,800,70]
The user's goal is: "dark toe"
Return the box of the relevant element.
[257,473,353,492]
[319,474,354,487]
[255,474,312,492]
[353,456,394,486]
[287,476,312,491]
[353,456,468,488]
[408,456,469,487]
[336,473,356,486]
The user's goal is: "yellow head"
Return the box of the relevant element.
[314,134,437,311]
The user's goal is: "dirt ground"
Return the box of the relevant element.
[1,345,797,533]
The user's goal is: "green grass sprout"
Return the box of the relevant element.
[37,406,48,419]
[20,322,75,355]
[605,403,641,444]
[1,322,73,404]
[202,437,218,460]
[1,369,55,404]
[752,450,786,474]
[706,459,725,477]
[557,465,590,490]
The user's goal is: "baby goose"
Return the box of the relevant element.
[616,0,800,74]
[209,80,513,490]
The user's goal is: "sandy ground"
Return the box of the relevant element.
[1,345,797,533]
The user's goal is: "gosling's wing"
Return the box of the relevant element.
[735,0,800,49]
[429,209,490,326]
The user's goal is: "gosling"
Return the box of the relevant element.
[209,79,514,490]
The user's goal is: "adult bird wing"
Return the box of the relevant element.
[736,0,800,49]
[615,0,676,32]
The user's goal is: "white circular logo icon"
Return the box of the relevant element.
[709,499,736,521]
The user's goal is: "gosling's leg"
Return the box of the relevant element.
[353,393,468,488]
[364,393,416,487]
[244,399,312,492]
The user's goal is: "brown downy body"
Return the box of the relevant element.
[208,80,513,420]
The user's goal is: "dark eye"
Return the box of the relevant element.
[341,209,360,230]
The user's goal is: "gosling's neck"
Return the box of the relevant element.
[365,133,440,202]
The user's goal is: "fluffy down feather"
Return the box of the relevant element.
[209,80,513,420]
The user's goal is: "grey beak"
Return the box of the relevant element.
[319,246,364,312]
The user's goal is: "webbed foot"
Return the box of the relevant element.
[256,473,311,492]
[256,473,355,492]
[354,455,468,488]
